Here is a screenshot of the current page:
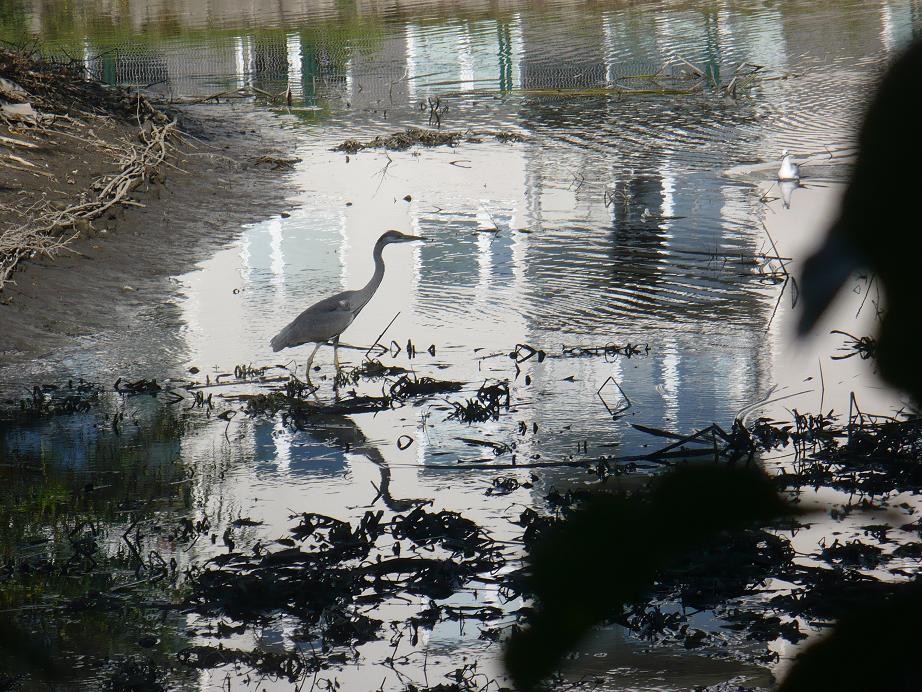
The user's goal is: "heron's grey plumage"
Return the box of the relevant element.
[270,230,424,374]
[270,289,370,352]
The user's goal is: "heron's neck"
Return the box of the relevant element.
[361,242,387,302]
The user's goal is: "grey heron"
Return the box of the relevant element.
[270,229,425,377]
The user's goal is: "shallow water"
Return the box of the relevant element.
[3,1,922,690]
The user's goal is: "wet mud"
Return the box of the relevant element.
[0,47,294,377]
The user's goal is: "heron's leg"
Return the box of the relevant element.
[304,342,323,381]
[332,336,341,371]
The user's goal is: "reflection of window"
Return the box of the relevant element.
[98,45,168,88]
[405,19,522,94]
[415,216,480,288]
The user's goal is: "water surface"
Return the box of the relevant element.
[3,1,921,689]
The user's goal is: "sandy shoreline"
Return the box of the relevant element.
[0,53,296,391]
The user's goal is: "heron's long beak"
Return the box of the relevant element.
[400,234,426,242]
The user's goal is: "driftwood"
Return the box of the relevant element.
[0,119,177,288]
[0,47,178,290]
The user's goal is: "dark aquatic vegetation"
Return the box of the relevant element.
[389,374,463,400]
[183,506,506,670]
[819,538,883,569]
[241,363,465,423]
[331,358,409,388]
[485,475,529,496]
[830,329,878,361]
[723,611,806,645]
[448,380,510,423]
[186,389,213,410]
[357,359,408,378]
[391,505,490,554]
[282,373,316,398]
[423,95,447,127]
[114,377,162,395]
[560,342,650,360]
[177,646,311,681]
[233,363,269,379]
[243,390,392,419]
[6,379,101,417]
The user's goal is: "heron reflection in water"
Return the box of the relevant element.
[270,230,425,379]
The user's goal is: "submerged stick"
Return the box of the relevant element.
[365,312,401,361]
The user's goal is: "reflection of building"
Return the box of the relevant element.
[52,0,922,466]
[81,31,348,104]
[251,419,347,475]
[54,1,922,110]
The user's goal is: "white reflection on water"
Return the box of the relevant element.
[285,32,303,101]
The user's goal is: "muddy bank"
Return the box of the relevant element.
[0,50,296,391]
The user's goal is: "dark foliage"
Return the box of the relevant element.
[503,464,793,691]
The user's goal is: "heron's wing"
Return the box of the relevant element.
[270,290,362,352]
[306,290,365,315]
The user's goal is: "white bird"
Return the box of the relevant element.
[778,150,800,181]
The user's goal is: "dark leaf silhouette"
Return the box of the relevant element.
[779,581,922,692]
[504,464,793,691]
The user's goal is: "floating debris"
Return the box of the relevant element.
[242,391,392,420]
[334,128,525,154]
[561,342,650,359]
[448,380,510,423]
[114,377,162,395]
[389,374,463,400]
[597,376,632,418]
[510,343,546,364]
[458,437,510,456]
